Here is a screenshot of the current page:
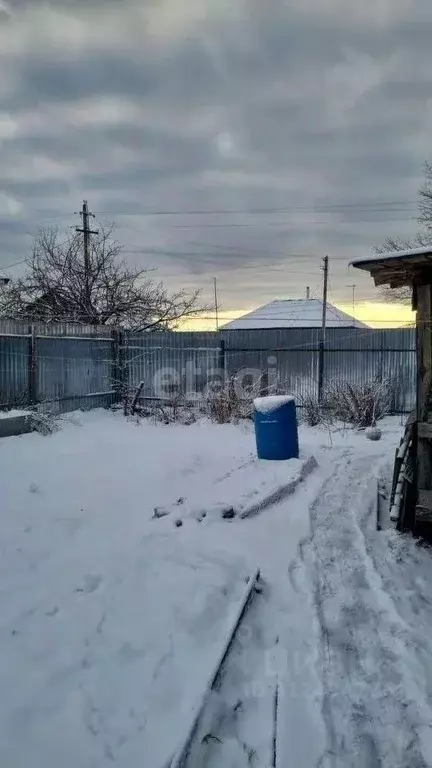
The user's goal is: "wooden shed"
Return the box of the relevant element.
[352,245,432,531]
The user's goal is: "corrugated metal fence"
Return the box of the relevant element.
[124,331,220,401]
[0,320,115,412]
[222,327,416,412]
[0,321,416,413]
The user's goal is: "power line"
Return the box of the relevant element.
[93,199,419,217]
[125,259,326,276]
[1,258,28,271]
[163,266,323,275]
[0,199,420,232]
[0,197,418,222]
[121,246,359,262]
[169,217,417,230]
[186,242,338,259]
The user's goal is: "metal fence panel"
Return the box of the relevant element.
[36,335,115,412]
[123,331,220,400]
[222,328,321,401]
[0,333,29,408]
[323,329,416,412]
[222,327,321,352]
[324,327,416,351]
[221,327,416,412]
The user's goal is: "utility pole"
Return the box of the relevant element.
[318,255,329,402]
[213,276,219,331]
[76,200,98,315]
[347,283,356,326]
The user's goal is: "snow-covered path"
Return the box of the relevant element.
[284,450,432,768]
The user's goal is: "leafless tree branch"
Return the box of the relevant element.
[419,160,432,230]
[0,226,204,330]
[374,162,432,305]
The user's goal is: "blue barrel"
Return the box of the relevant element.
[254,396,299,460]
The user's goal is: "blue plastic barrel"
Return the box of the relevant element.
[254,396,299,460]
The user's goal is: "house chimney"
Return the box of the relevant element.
[306,286,310,299]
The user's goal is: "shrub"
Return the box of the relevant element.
[324,377,394,428]
[28,410,61,436]
[0,391,29,412]
[206,376,257,424]
[143,394,197,426]
[206,384,242,424]
[297,377,395,429]
[298,394,322,427]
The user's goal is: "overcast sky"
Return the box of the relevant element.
[0,0,431,320]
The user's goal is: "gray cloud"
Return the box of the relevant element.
[0,0,431,317]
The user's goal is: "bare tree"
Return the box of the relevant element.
[374,235,430,304]
[375,163,432,305]
[419,160,432,231]
[0,226,203,330]
[377,284,412,304]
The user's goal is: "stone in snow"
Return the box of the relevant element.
[365,426,382,441]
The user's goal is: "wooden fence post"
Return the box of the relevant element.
[28,324,37,406]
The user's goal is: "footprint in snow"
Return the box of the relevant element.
[75,574,103,594]
[118,642,146,663]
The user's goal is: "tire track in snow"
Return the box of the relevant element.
[301,452,430,768]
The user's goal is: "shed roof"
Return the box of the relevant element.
[222,299,367,330]
[351,245,432,287]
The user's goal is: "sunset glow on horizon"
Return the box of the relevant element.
[181,301,415,331]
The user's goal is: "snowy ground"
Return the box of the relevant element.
[1,409,432,767]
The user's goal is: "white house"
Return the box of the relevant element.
[222,298,367,330]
